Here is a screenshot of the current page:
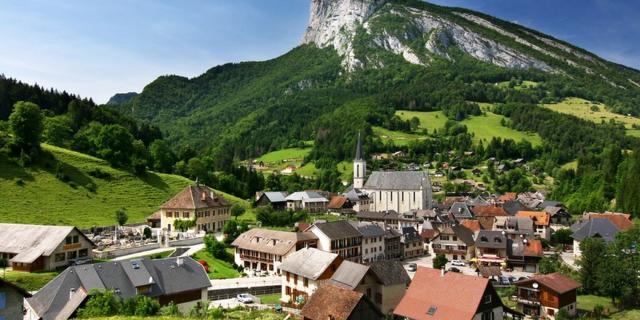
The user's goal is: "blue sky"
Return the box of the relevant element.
[0,0,638,103]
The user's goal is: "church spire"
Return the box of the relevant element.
[355,131,363,160]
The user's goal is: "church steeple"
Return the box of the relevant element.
[355,131,363,160]
[353,132,366,189]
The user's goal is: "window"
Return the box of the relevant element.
[547,309,555,316]
[413,192,416,202]
[55,253,66,262]
[79,249,89,258]
[286,272,290,282]
[166,211,173,218]
[484,294,492,304]
[65,236,72,245]
[286,287,291,295]
[304,278,309,287]
[452,236,457,241]
[390,192,393,202]
[440,235,449,241]
[67,251,77,260]
[401,192,404,202]
[183,212,190,218]
[375,292,382,304]
[294,274,298,285]
[73,235,79,243]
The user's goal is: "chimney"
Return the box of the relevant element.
[441,267,446,277]
[176,257,184,267]
[69,288,76,300]
[202,191,207,201]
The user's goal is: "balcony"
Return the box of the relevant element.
[515,296,541,306]
[240,254,275,263]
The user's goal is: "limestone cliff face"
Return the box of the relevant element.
[302,0,559,72]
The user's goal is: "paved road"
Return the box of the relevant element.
[402,254,534,279]
[210,275,281,290]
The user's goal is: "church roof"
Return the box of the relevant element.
[355,132,364,161]
[364,171,430,190]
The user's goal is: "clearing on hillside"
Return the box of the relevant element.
[543,97,640,136]
[0,144,245,228]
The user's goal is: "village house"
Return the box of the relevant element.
[394,268,507,320]
[432,225,475,261]
[475,230,508,267]
[401,227,424,259]
[584,212,633,230]
[503,200,531,216]
[279,247,342,306]
[0,279,31,320]
[307,221,363,262]
[516,211,552,241]
[231,228,317,274]
[570,218,621,258]
[0,223,94,272]
[255,191,289,211]
[343,188,372,212]
[384,229,403,260]
[159,184,230,233]
[449,202,474,221]
[353,222,387,263]
[493,216,535,239]
[507,237,543,272]
[328,260,410,316]
[25,257,210,319]
[328,195,355,215]
[544,206,572,226]
[356,210,421,232]
[473,204,509,230]
[300,283,384,320]
[515,273,581,319]
[285,191,329,213]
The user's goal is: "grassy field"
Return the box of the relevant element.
[191,249,240,279]
[577,295,618,314]
[543,97,640,137]
[373,126,427,146]
[258,293,281,304]
[0,144,247,228]
[496,80,540,90]
[394,110,542,146]
[295,162,317,177]
[255,147,311,163]
[2,269,59,291]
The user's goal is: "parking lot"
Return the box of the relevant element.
[401,254,534,281]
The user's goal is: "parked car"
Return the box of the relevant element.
[448,267,461,273]
[498,276,513,285]
[451,260,466,267]
[407,263,417,272]
[71,258,92,266]
[237,293,253,304]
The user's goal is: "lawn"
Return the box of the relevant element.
[543,97,640,137]
[191,249,241,279]
[0,144,246,228]
[258,293,282,304]
[611,310,640,319]
[577,295,618,314]
[295,162,317,177]
[2,270,59,291]
[394,110,542,146]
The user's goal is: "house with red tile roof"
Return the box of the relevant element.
[394,268,506,320]
[516,211,551,240]
[515,273,581,319]
[585,212,633,231]
[160,184,230,233]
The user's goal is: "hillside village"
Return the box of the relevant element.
[1,135,637,320]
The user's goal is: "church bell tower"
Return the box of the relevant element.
[353,132,366,189]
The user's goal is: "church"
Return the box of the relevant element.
[351,133,433,213]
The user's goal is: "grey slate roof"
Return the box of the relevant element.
[329,261,369,290]
[262,191,288,203]
[314,220,362,239]
[449,202,474,219]
[494,216,534,234]
[503,200,530,216]
[475,230,507,249]
[369,260,411,286]
[571,219,620,242]
[279,247,339,280]
[0,223,93,262]
[355,131,364,161]
[352,222,386,238]
[364,171,431,190]
[27,257,210,320]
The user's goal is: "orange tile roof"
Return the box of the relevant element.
[587,213,633,231]
[460,219,481,232]
[497,192,517,202]
[161,185,230,209]
[523,239,543,257]
[394,268,493,320]
[472,205,508,217]
[516,211,550,226]
[328,196,348,209]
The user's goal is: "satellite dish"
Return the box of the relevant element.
[532,282,539,289]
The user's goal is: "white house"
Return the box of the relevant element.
[279,247,342,305]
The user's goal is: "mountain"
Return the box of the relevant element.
[107,92,138,105]
[111,0,640,162]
